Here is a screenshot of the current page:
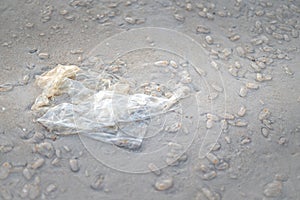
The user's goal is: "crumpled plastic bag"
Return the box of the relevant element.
[32,64,190,150]
[31,64,81,110]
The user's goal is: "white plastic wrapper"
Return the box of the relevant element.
[32,65,190,150]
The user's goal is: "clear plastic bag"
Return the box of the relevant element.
[32,65,190,150]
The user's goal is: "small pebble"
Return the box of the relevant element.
[198,11,207,18]
[174,13,185,22]
[206,13,214,20]
[255,20,262,29]
[221,120,228,131]
[241,137,251,145]
[275,173,288,182]
[210,61,219,70]
[228,33,240,41]
[202,170,217,180]
[217,10,228,17]
[236,46,246,57]
[23,168,33,180]
[278,137,287,145]
[235,120,248,127]
[265,26,273,35]
[228,67,238,77]
[70,49,83,54]
[227,120,235,126]
[258,108,270,121]
[206,153,219,165]
[256,73,272,82]
[0,188,12,200]
[35,142,54,158]
[178,153,188,162]
[20,184,30,198]
[211,142,221,151]
[165,157,178,166]
[85,170,90,177]
[256,61,266,69]
[154,60,169,67]
[197,186,221,200]
[211,83,223,92]
[154,177,173,191]
[262,119,273,129]
[59,9,68,15]
[218,48,232,60]
[220,113,235,120]
[193,65,206,76]
[250,62,261,72]
[25,22,34,28]
[239,86,248,97]
[29,184,40,200]
[69,158,79,172]
[51,157,60,166]
[0,162,11,180]
[205,35,214,44]
[28,48,38,54]
[224,136,231,144]
[0,84,14,92]
[180,70,192,83]
[196,25,210,34]
[262,46,274,52]
[148,163,161,175]
[237,106,246,117]
[64,15,75,21]
[0,140,14,153]
[41,5,53,23]
[277,54,285,59]
[165,122,181,133]
[90,174,104,190]
[272,32,284,40]
[169,60,178,68]
[251,38,263,46]
[30,132,45,144]
[38,52,50,59]
[207,113,219,121]
[186,3,192,11]
[206,119,213,129]
[63,145,71,152]
[124,17,136,24]
[291,29,299,38]
[31,158,45,170]
[22,74,30,85]
[245,82,259,90]
[261,127,269,138]
[197,163,209,173]
[263,180,282,197]
[46,184,57,194]
[215,160,229,170]
[255,10,265,16]
[282,65,294,75]
[55,149,62,158]
[283,34,290,42]
[208,92,218,100]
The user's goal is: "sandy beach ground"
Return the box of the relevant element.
[0,0,299,199]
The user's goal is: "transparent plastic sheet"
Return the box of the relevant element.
[33,64,190,150]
